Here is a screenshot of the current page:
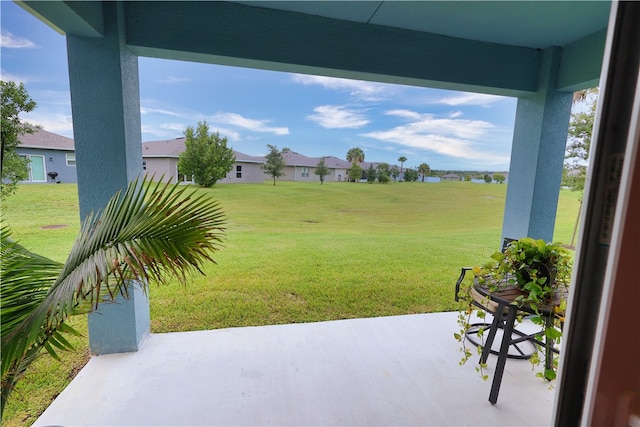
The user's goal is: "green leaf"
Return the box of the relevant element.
[1,177,227,411]
[544,369,557,381]
[545,327,563,340]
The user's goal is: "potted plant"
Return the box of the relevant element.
[455,237,573,381]
[480,237,572,304]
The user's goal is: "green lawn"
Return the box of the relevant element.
[1,180,581,425]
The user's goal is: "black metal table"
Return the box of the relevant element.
[471,281,565,404]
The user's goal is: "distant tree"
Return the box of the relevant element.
[404,168,418,182]
[565,87,598,194]
[262,144,286,186]
[366,164,376,183]
[390,166,400,182]
[347,162,362,182]
[566,87,598,247]
[282,147,291,152]
[1,81,37,199]
[493,173,506,184]
[418,163,431,182]
[376,163,390,182]
[314,157,330,185]
[346,147,365,163]
[464,174,472,182]
[562,166,581,189]
[398,156,407,173]
[378,174,390,184]
[177,121,235,187]
[483,174,492,183]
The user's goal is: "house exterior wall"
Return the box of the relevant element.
[283,165,315,182]
[15,147,77,183]
[219,162,265,184]
[143,157,178,183]
[330,168,348,182]
[142,158,266,185]
[282,166,348,182]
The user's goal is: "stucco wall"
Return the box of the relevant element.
[219,162,265,184]
[143,157,178,183]
[283,166,347,183]
[15,148,77,183]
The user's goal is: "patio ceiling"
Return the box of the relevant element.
[239,1,610,49]
[19,1,611,95]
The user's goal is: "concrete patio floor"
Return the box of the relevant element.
[35,312,555,426]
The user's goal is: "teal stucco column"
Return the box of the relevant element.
[66,2,149,354]
[501,47,573,245]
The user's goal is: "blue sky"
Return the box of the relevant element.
[1,1,519,171]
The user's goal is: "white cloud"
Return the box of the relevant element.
[23,113,74,137]
[208,126,241,141]
[307,105,369,129]
[141,124,169,138]
[159,123,187,132]
[0,69,29,83]
[361,110,508,164]
[435,92,506,107]
[291,74,392,101]
[385,109,422,120]
[384,110,493,139]
[154,76,191,84]
[30,89,71,107]
[140,106,189,118]
[211,112,289,136]
[142,122,241,141]
[1,31,37,49]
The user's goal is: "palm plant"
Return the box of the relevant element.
[397,156,407,174]
[346,147,364,164]
[0,177,226,416]
[418,163,431,182]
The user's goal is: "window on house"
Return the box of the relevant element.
[302,167,309,178]
[66,153,76,166]
[142,160,146,171]
[236,165,242,179]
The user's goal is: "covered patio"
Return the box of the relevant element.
[15,1,640,425]
[35,312,555,426]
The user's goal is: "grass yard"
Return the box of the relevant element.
[1,180,581,425]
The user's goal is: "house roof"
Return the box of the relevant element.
[18,127,74,151]
[16,130,351,168]
[282,151,354,169]
[322,156,352,169]
[142,137,185,157]
[142,137,265,163]
[281,151,320,167]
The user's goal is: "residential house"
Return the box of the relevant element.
[441,173,461,181]
[220,151,266,184]
[15,128,77,183]
[281,151,351,183]
[320,156,352,182]
[142,137,265,184]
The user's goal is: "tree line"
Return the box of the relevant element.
[3,81,593,193]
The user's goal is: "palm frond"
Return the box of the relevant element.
[0,226,62,342]
[1,178,226,414]
[0,225,64,415]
